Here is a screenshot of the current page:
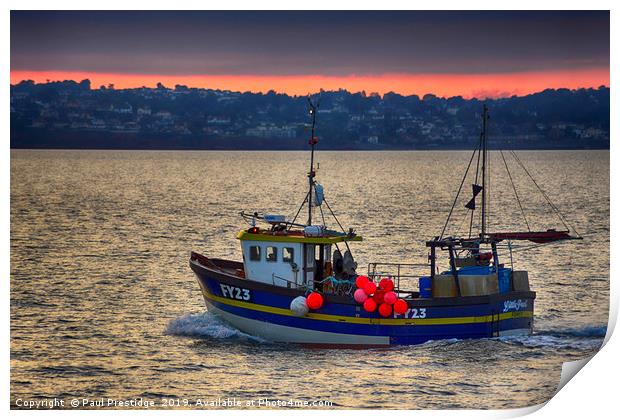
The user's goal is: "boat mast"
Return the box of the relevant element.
[481,104,488,240]
[307,98,318,226]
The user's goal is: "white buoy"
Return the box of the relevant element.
[290,296,309,317]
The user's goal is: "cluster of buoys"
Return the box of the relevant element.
[354,275,408,317]
[289,292,324,317]
[289,277,409,319]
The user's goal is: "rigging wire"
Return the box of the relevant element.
[322,196,351,254]
[455,210,471,239]
[318,196,327,227]
[440,145,479,239]
[288,190,310,230]
[468,134,483,238]
[495,239,566,254]
[486,128,491,235]
[500,149,531,231]
[509,150,580,236]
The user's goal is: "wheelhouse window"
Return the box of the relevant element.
[249,246,261,261]
[283,247,294,263]
[266,246,277,262]
[307,245,315,265]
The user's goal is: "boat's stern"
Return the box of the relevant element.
[496,292,535,336]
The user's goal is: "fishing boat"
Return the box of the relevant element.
[189,102,580,347]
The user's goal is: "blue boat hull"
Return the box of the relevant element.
[190,258,535,347]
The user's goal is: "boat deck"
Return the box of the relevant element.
[190,252,245,278]
[189,252,535,307]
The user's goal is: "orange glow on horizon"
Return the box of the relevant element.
[10,69,609,99]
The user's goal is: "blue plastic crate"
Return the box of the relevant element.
[418,276,432,298]
[498,268,512,294]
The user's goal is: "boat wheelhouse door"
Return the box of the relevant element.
[319,244,331,280]
[303,244,315,286]
[303,244,332,289]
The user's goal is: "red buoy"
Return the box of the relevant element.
[394,299,408,315]
[355,275,370,289]
[378,303,393,318]
[372,290,386,304]
[363,281,377,295]
[306,292,323,310]
[379,278,394,292]
[363,299,377,312]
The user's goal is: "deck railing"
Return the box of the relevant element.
[367,262,430,294]
[271,273,306,289]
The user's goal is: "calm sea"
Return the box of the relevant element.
[10,150,609,409]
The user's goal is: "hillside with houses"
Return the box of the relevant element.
[10,80,609,150]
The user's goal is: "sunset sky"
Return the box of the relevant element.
[10,11,610,98]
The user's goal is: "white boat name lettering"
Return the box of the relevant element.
[503,299,528,313]
[401,308,427,319]
[220,284,251,301]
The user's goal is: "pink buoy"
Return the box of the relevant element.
[384,291,398,305]
[394,299,408,315]
[363,281,377,295]
[306,292,324,310]
[353,288,368,304]
[379,278,394,292]
[355,275,370,289]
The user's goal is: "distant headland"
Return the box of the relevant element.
[10,80,610,150]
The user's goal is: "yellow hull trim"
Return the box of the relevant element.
[202,289,533,326]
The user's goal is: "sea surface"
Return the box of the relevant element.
[10,150,609,409]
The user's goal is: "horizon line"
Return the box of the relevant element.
[10,78,610,102]
[10,68,610,100]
